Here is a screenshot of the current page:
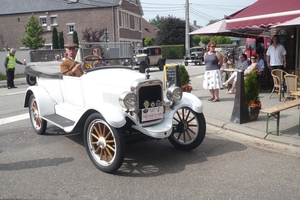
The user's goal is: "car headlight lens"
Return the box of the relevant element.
[119,92,137,111]
[166,86,182,103]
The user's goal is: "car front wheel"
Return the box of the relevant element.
[169,107,206,151]
[185,62,188,66]
[83,113,125,173]
[29,94,47,135]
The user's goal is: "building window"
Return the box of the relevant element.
[50,16,57,26]
[134,16,141,31]
[121,12,130,28]
[39,16,47,26]
[67,23,75,34]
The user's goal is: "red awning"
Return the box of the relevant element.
[226,0,300,30]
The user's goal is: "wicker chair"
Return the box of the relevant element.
[270,69,287,101]
[284,74,299,102]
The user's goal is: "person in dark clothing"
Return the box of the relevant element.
[4,48,26,89]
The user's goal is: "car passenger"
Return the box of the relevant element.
[60,42,83,77]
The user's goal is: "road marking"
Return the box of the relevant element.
[0,113,29,126]
[6,91,25,96]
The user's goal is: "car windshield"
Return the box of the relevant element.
[190,48,203,53]
[78,42,134,68]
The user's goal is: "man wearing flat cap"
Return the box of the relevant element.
[60,42,83,77]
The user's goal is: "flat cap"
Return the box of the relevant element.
[64,42,77,48]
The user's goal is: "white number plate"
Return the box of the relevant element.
[141,106,163,122]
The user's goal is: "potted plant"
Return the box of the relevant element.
[179,65,193,92]
[244,71,261,120]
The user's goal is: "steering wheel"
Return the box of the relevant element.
[83,55,103,70]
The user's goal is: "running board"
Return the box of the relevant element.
[43,114,75,132]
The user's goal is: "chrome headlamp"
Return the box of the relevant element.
[119,92,137,111]
[166,86,182,104]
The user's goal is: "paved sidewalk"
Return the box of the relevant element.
[2,76,300,147]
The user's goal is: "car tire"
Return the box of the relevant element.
[145,57,150,66]
[168,107,206,151]
[139,61,148,73]
[29,94,47,135]
[199,58,204,65]
[26,75,36,86]
[185,62,188,66]
[158,59,165,71]
[83,113,125,173]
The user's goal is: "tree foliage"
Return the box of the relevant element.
[148,15,166,27]
[82,28,105,42]
[156,16,186,45]
[58,31,64,49]
[207,19,220,26]
[73,30,79,47]
[144,37,153,46]
[52,27,59,49]
[201,36,210,45]
[21,14,45,50]
[192,35,201,46]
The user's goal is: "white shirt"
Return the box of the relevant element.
[266,44,286,66]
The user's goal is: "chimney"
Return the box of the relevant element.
[193,20,197,26]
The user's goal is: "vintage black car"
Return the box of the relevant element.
[184,46,206,66]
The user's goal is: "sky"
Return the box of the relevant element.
[140,0,257,27]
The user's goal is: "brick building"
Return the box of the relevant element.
[0,0,145,50]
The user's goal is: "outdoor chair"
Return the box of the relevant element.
[270,69,287,101]
[284,74,299,102]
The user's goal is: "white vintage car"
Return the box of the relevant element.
[24,42,206,173]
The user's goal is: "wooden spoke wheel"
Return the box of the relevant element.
[29,94,47,135]
[83,113,125,173]
[169,107,206,151]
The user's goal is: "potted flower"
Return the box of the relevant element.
[244,71,261,120]
[179,65,192,92]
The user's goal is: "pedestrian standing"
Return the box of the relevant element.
[203,42,223,102]
[266,35,287,90]
[4,48,26,89]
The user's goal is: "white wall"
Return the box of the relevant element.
[0,51,31,75]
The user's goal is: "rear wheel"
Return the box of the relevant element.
[29,94,47,135]
[83,113,125,173]
[169,107,206,151]
[145,57,150,66]
[199,58,204,65]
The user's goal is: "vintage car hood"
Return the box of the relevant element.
[83,68,157,89]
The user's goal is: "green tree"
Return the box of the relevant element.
[21,14,45,50]
[144,37,153,46]
[201,36,210,45]
[206,19,220,26]
[217,36,226,44]
[148,15,166,27]
[58,31,64,49]
[225,37,231,44]
[156,16,186,45]
[73,30,79,47]
[192,35,201,46]
[52,27,59,49]
[210,36,218,43]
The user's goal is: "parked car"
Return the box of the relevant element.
[184,46,206,66]
[134,46,166,73]
[23,42,206,174]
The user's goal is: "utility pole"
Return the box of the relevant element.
[185,0,190,57]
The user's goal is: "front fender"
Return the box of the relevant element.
[173,92,203,113]
[96,103,127,128]
[24,86,56,116]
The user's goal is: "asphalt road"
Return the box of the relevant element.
[1,63,300,199]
